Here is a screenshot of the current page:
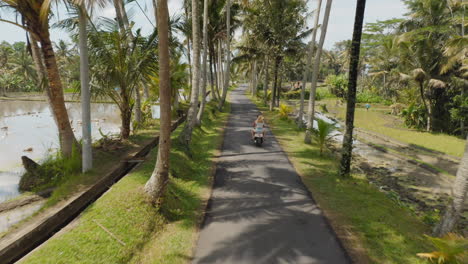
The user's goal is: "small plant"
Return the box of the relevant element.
[417,233,468,264]
[319,104,329,113]
[422,209,441,226]
[279,104,293,120]
[313,119,336,154]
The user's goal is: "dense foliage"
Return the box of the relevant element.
[319,0,467,135]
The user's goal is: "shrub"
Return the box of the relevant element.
[356,91,385,103]
[279,104,293,120]
[316,86,335,100]
[282,90,310,100]
[325,74,348,98]
[19,146,81,191]
[401,103,427,129]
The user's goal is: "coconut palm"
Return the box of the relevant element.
[144,0,171,203]
[339,0,367,177]
[218,0,231,110]
[298,0,322,128]
[314,119,336,154]
[304,0,332,144]
[196,0,210,125]
[179,0,201,146]
[0,0,78,157]
[434,135,468,236]
[112,0,144,124]
[87,27,158,139]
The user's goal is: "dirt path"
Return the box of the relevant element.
[192,86,349,264]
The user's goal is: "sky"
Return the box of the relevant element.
[0,0,408,50]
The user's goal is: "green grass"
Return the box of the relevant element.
[321,99,465,158]
[21,102,229,264]
[253,97,433,264]
[43,127,162,209]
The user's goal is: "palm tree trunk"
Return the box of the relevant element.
[270,57,279,111]
[113,0,143,127]
[263,55,269,105]
[217,40,224,96]
[461,7,465,137]
[277,65,282,107]
[120,99,132,139]
[152,0,158,26]
[304,0,333,144]
[143,83,150,100]
[39,33,77,157]
[462,87,465,137]
[252,60,258,96]
[30,33,47,87]
[418,82,431,132]
[145,0,172,203]
[134,87,142,123]
[196,0,209,125]
[113,0,127,35]
[209,49,218,101]
[298,0,322,127]
[339,0,367,177]
[209,49,219,100]
[79,5,92,172]
[434,135,468,236]
[218,0,231,110]
[179,0,201,146]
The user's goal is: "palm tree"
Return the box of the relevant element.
[314,119,336,154]
[263,55,269,105]
[88,28,157,139]
[304,0,332,143]
[0,0,78,157]
[196,0,210,126]
[434,135,468,236]
[298,0,322,128]
[145,0,171,203]
[112,0,143,123]
[339,0,367,177]
[179,0,201,146]
[218,0,231,110]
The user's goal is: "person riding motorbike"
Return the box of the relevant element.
[251,114,266,140]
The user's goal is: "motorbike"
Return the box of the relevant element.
[253,131,264,146]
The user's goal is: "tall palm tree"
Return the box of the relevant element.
[434,135,468,236]
[0,0,77,157]
[196,0,210,125]
[304,0,332,143]
[298,0,322,127]
[145,0,171,203]
[218,0,231,110]
[339,0,367,177]
[179,0,201,146]
[263,54,269,105]
[113,0,143,123]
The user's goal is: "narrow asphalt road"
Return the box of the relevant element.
[192,85,350,264]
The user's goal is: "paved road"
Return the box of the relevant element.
[192,86,350,264]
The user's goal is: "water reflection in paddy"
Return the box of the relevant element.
[0,100,121,202]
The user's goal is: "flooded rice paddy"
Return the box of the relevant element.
[0,100,121,202]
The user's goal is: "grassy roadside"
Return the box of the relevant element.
[0,124,162,240]
[254,98,432,264]
[318,99,464,158]
[21,102,230,264]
